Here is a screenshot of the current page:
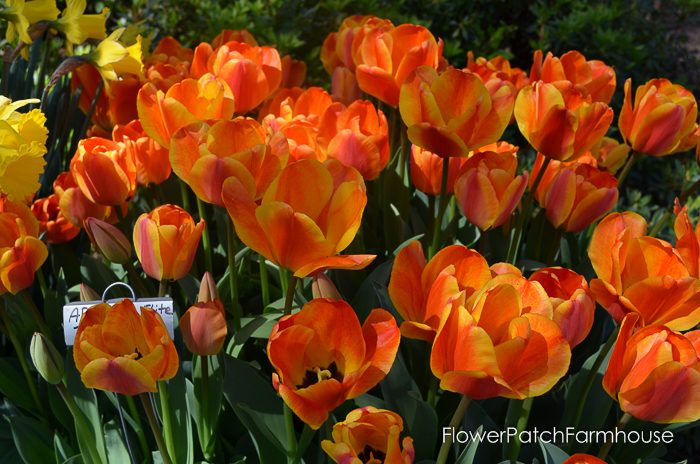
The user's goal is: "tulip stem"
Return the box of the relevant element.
[139,393,173,464]
[56,382,105,464]
[259,255,270,308]
[21,290,51,337]
[0,302,46,419]
[226,221,241,330]
[158,280,169,298]
[429,159,451,258]
[179,180,192,213]
[398,121,408,181]
[36,267,49,301]
[283,403,298,463]
[196,198,213,274]
[284,275,299,316]
[125,395,151,463]
[124,260,150,298]
[571,327,619,432]
[436,395,471,464]
[157,382,176,463]
[506,157,551,264]
[505,397,534,463]
[427,374,439,409]
[616,152,641,187]
[597,412,631,460]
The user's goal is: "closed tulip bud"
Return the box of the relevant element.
[180,300,227,356]
[198,271,219,303]
[30,332,64,385]
[80,283,100,302]
[311,273,342,300]
[84,217,132,264]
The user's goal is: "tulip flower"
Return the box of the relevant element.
[578,136,630,174]
[399,67,515,157]
[30,332,64,385]
[674,199,700,277]
[260,86,333,127]
[603,313,700,423]
[588,212,700,330]
[354,24,442,106]
[465,51,529,90]
[31,194,80,244]
[73,299,179,396]
[409,145,468,195]
[431,281,571,399]
[311,272,343,300]
[133,204,205,281]
[562,454,607,464]
[331,67,361,105]
[190,40,282,114]
[529,267,595,347]
[137,73,235,148]
[531,154,618,232]
[280,55,306,88]
[515,81,613,161]
[321,407,415,464]
[222,159,375,278]
[170,118,286,205]
[70,137,136,206]
[180,300,227,356]
[144,36,193,91]
[320,15,393,74]
[84,217,132,264]
[268,119,322,162]
[317,100,389,180]
[211,28,258,48]
[0,96,49,202]
[112,120,171,186]
[454,146,528,230]
[618,78,698,156]
[388,240,491,342]
[530,50,616,104]
[53,171,112,227]
[268,298,400,429]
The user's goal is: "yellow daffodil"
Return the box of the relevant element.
[54,0,108,54]
[0,0,59,44]
[90,28,144,82]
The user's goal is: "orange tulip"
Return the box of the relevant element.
[70,137,136,206]
[618,78,698,156]
[331,67,361,105]
[53,171,111,227]
[137,73,235,148]
[317,100,389,180]
[399,67,515,157]
[578,136,630,174]
[562,454,607,464]
[387,240,491,342]
[466,51,529,90]
[133,204,205,281]
[211,29,258,48]
[529,267,595,347]
[170,118,285,205]
[144,36,193,91]
[603,313,700,423]
[0,196,47,295]
[113,119,171,186]
[259,86,333,127]
[31,194,80,244]
[430,281,571,399]
[530,50,616,104]
[222,159,375,278]
[674,199,700,277]
[268,298,400,429]
[454,146,528,230]
[190,40,281,114]
[321,15,393,74]
[515,81,613,161]
[280,55,306,88]
[354,23,442,107]
[588,212,700,330]
[180,300,227,356]
[321,406,415,464]
[73,299,178,396]
[531,154,618,232]
[267,119,322,162]
[409,145,468,195]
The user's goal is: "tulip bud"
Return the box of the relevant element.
[311,273,342,300]
[198,272,219,303]
[30,333,64,384]
[80,283,101,302]
[180,300,228,356]
[84,217,132,264]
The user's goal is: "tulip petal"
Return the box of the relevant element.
[81,357,157,396]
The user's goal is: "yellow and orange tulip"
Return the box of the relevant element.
[53,171,112,228]
[268,298,400,429]
[144,36,193,91]
[113,119,171,186]
[321,407,415,464]
[31,194,80,244]
[465,51,529,90]
[73,299,178,396]
[409,145,467,195]
[222,159,375,278]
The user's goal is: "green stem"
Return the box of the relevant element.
[179,180,192,212]
[226,220,241,330]
[158,280,169,298]
[616,152,641,187]
[426,375,439,409]
[125,395,150,463]
[139,393,173,464]
[124,261,149,298]
[56,383,104,464]
[398,122,408,180]
[571,327,619,430]
[200,354,211,454]
[21,291,51,337]
[295,425,315,462]
[0,303,46,419]
[36,267,49,300]
[506,397,534,463]
[597,412,631,460]
[284,404,298,464]
[197,198,213,274]
[435,395,471,464]
[429,159,451,259]
[284,275,299,316]
[545,228,564,266]
[259,255,270,308]
[157,382,176,463]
